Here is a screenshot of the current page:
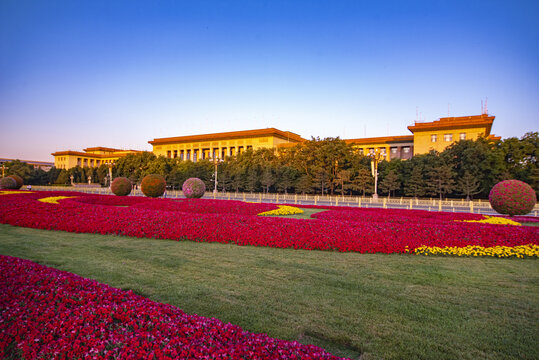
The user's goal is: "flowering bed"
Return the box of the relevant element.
[0,191,537,257]
[0,255,344,359]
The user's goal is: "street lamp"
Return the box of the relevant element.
[369,149,383,201]
[212,157,224,195]
[106,161,114,188]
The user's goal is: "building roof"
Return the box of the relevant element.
[148,128,305,145]
[82,146,124,152]
[344,135,414,145]
[51,149,142,158]
[407,114,495,134]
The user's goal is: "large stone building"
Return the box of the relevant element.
[345,113,498,161]
[148,128,305,161]
[51,147,141,169]
[51,114,498,168]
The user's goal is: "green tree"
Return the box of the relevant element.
[379,169,400,198]
[404,167,426,198]
[350,168,373,196]
[260,167,275,193]
[457,171,482,200]
[295,174,313,194]
[427,164,455,200]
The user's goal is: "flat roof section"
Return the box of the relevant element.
[148,128,305,145]
[407,114,495,134]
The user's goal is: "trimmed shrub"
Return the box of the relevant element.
[489,180,536,216]
[0,177,17,189]
[141,174,166,198]
[111,177,132,196]
[182,177,206,199]
[8,175,24,189]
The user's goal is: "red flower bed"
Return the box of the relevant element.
[0,255,344,359]
[0,191,537,254]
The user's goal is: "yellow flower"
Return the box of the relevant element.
[0,191,32,195]
[258,205,304,216]
[38,196,77,204]
[414,244,538,258]
[458,216,521,226]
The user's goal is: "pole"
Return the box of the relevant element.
[214,161,218,195]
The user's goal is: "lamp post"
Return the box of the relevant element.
[369,149,383,201]
[212,157,223,195]
[70,175,74,186]
[1,164,5,177]
[106,161,114,188]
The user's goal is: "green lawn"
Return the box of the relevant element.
[0,223,537,360]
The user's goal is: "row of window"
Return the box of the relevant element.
[76,158,110,167]
[431,133,466,143]
[358,147,411,156]
[166,146,253,161]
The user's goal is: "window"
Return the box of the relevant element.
[246,145,253,151]
[186,150,191,160]
[358,148,364,155]
[193,150,198,162]
[380,148,386,156]
[368,148,375,155]
[173,150,178,158]
[391,147,397,154]
[180,150,184,160]
[167,150,171,158]
[431,134,437,142]
[460,133,466,140]
[444,134,453,142]
[403,147,410,153]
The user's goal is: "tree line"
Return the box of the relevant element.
[4,132,538,199]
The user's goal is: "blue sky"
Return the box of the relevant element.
[1,0,538,161]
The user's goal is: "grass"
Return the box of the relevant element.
[0,223,538,359]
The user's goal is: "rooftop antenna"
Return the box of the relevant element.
[481,99,484,114]
[485,97,488,115]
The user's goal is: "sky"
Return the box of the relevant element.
[1,0,538,162]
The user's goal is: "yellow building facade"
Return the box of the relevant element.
[344,135,414,161]
[51,114,498,169]
[51,147,141,169]
[148,128,305,161]
[407,114,497,155]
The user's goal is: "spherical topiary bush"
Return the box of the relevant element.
[111,177,132,196]
[141,174,166,198]
[8,175,23,189]
[0,177,17,189]
[182,177,206,199]
[489,180,537,216]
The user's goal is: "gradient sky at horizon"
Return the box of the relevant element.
[1,0,538,162]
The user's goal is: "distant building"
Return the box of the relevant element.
[51,114,499,168]
[345,114,498,160]
[148,128,305,161]
[51,147,142,169]
[344,135,414,161]
[0,158,54,171]
[407,114,498,155]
